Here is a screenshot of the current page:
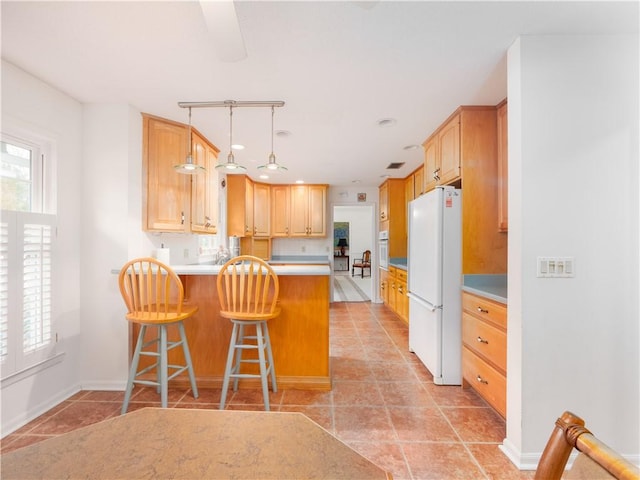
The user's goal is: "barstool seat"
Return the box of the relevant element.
[118,257,199,414]
[217,256,280,411]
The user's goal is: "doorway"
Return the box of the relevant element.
[331,204,375,302]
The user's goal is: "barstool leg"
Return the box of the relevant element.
[122,325,146,415]
[232,324,245,392]
[263,322,277,393]
[220,323,239,410]
[178,322,198,399]
[256,322,270,411]
[159,325,168,408]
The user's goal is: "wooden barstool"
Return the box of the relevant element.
[217,255,280,411]
[118,257,199,414]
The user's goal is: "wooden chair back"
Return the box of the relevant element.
[362,250,371,265]
[118,257,187,321]
[216,255,280,321]
[535,411,639,480]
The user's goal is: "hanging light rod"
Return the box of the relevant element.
[178,100,284,109]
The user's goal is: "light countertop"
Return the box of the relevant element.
[462,274,507,303]
[112,263,330,276]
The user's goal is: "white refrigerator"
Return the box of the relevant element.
[407,186,462,385]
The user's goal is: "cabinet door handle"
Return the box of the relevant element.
[476,375,489,385]
[477,306,489,314]
[181,211,185,225]
[433,168,440,181]
[254,227,257,235]
[476,336,489,344]
[205,216,211,228]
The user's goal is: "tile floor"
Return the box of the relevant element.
[1,302,535,480]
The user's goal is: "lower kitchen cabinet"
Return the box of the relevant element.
[461,291,507,417]
[382,266,409,324]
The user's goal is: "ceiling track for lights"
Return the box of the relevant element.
[178,100,284,109]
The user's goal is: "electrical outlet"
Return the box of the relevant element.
[301,246,306,253]
[183,248,189,258]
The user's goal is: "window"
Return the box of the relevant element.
[1,136,43,213]
[1,132,56,380]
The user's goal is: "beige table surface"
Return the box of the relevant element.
[1,407,392,479]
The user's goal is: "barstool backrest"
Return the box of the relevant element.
[217,255,279,319]
[118,257,186,319]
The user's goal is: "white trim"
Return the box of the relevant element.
[0,351,65,387]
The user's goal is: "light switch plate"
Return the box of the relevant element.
[537,256,575,278]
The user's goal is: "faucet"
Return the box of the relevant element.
[214,246,231,265]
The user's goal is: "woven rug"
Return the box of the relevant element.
[333,273,370,302]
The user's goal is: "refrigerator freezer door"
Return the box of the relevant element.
[408,294,442,382]
[408,188,443,305]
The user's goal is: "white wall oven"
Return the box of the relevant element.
[378,230,389,269]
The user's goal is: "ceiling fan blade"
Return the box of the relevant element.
[199,0,247,62]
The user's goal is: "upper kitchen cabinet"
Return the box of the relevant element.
[227,174,254,237]
[190,130,219,234]
[459,106,507,274]
[405,165,425,204]
[497,100,508,233]
[271,185,290,237]
[142,114,218,233]
[378,179,406,258]
[289,184,327,237]
[423,114,461,192]
[253,181,270,237]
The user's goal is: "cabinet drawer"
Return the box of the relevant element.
[462,313,506,373]
[388,266,397,277]
[462,346,506,418]
[462,292,507,329]
[396,269,407,282]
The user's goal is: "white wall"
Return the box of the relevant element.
[1,61,84,432]
[504,34,639,467]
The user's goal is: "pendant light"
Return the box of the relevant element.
[258,105,287,172]
[215,105,246,172]
[174,107,205,174]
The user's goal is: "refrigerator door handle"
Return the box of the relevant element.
[407,293,439,312]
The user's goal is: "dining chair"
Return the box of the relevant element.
[217,255,280,411]
[352,250,372,278]
[118,257,199,414]
[535,410,639,479]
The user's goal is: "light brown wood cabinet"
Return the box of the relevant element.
[405,165,425,204]
[497,100,508,232]
[190,131,220,234]
[289,185,327,237]
[423,114,461,191]
[378,179,406,259]
[252,182,270,237]
[143,114,219,234]
[226,175,254,237]
[382,266,408,324]
[461,291,507,418]
[270,185,290,237]
[379,268,389,304]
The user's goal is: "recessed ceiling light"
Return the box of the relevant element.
[275,130,291,137]
[259,174,269,180]
[295,180,305,184]
[352,180,361,184]
[403,144,420,151]
[376,118,397,127]
[231,144,244,150]
[380,174,391,178]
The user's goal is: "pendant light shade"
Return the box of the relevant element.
[258,106,287,172]
[215,105,247,172]
[174,107,206,174]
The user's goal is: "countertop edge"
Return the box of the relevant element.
[461,285,507,304]
[112,264,331,276]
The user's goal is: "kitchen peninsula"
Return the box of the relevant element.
[131,262,331,391]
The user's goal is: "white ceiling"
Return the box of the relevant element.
[2,1,638,187]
